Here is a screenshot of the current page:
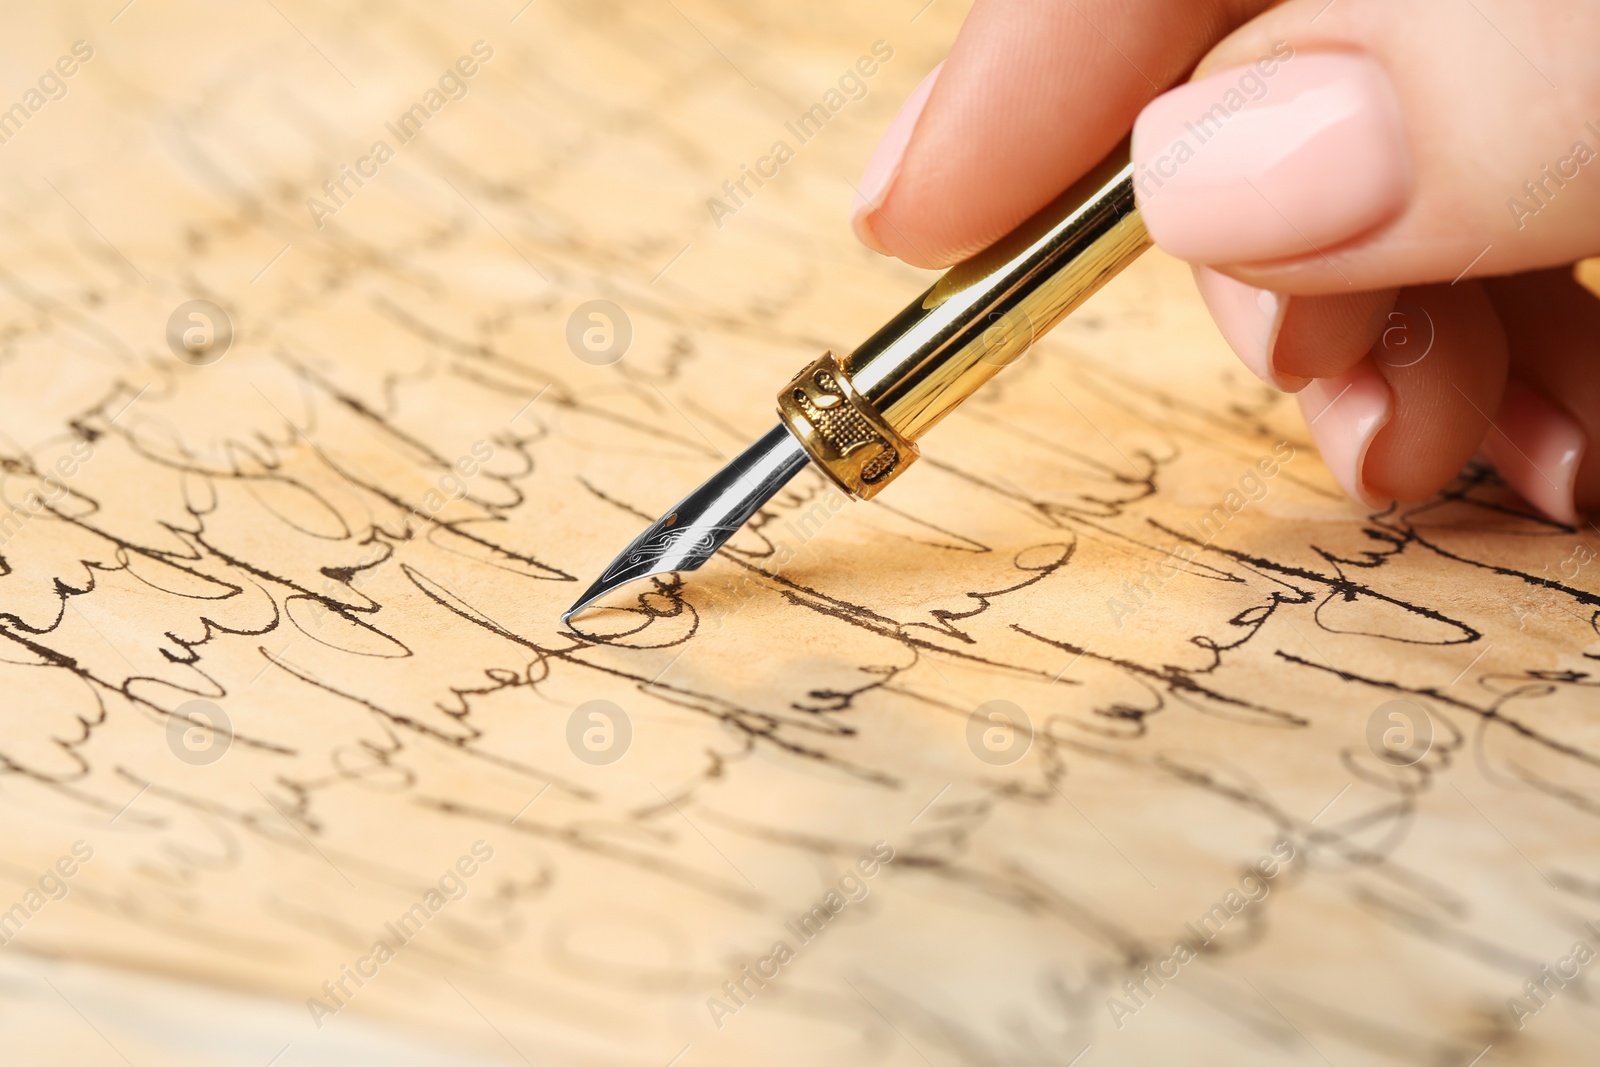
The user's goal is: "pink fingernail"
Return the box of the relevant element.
[851,63,943,252]
[1482,384,1586,525]
[1133,52,1410,264]
[1297,359,1393,508]
[1191,266,1308,391]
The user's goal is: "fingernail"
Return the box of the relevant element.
[1133,52,1410,264]
[1191,266,1309,391]
[852,63,943,253]
[1297,359,1392,508]
[1482,383,1585,525]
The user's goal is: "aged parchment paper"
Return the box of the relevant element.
[1,2,1597,1064]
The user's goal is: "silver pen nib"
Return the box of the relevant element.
[563,424,812,624]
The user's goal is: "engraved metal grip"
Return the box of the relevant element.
[775,140,1149,502]
[777,351,918,500]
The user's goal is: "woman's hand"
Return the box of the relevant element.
[851,0,1600,524]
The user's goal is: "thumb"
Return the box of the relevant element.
[1130,0,1600,294]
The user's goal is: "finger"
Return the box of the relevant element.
[1132,0,1600,293]
[1297,281,1507,506]
[853,0,1276,268]
[1481,267,1600,523]
[1192,266,1396,390]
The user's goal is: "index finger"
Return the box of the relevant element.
[853,0,1276,268]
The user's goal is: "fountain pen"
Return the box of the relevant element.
[564,140,1151,624]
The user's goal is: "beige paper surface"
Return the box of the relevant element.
[1,3,1598,1064]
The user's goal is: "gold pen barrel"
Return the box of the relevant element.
[778,141,1150,499]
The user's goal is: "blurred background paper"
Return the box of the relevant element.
[0,2,1598,1064]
